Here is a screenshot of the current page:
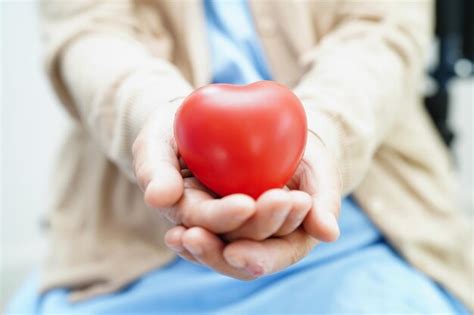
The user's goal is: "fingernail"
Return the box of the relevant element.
[321,212,340,237]
[245,264,264,277]
[185,243,202,256]
[226,254,246,269]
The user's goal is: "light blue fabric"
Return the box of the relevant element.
[6,0,468,314]
[6,199,466,314]
[204,0,272,84]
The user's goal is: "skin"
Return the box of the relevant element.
[133,106,342,279]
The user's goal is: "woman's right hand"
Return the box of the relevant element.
[132,105,257,233]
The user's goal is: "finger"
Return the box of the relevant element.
[297,134,341,242]
[181,227,256,279]
[164,226,198,263]
[274,190,312,236]
[133,117,184,209]
[224,189,292,241]
[164,225,187,252]
[224,228,317,277]
[169,178,256,233]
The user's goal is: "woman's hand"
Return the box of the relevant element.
[133,106,257,234]
[166,225,316,279]
[223,132,341,242]
[163,131,342,279]
[133,106,342,279]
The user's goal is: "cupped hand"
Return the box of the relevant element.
[133,108,326,237]
[133,106,342,279]
[133,107,255,233]
[162,131,342,279]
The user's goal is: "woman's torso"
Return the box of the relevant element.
[40,0,471,308]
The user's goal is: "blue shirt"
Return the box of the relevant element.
[204,0,272,84]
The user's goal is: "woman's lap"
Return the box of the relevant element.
[6,245,466,314]
[6,199,468,314]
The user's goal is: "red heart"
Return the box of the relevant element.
[174,81,307,199]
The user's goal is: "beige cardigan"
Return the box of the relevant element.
[40,0,473,308]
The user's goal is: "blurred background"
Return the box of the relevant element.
[1,0,473,308]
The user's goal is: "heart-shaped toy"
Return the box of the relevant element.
[174,81,307,199]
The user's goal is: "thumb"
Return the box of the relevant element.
[133,111,184,208]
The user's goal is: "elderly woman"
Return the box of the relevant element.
[6,0,471,313]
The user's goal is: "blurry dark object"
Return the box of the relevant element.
[425,0,473,147]
[425,90,454,146]
[463,0,473,61]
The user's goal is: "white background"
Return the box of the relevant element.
[1,0,473,309]
[1,1,69,307]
